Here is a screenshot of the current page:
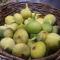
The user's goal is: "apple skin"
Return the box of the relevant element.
[12,43,30,57]
[31,42,46,58]
[5,23,18,31]
[44,14,56,25]
[5,16,15,24]
[52,26,58,33]
[37,31,48,41]
[36,18,44,24]
[45,33,60,49]
[0,37,15,50]
[42,22,53,33]
[21,4,32,19]
[4,28,13,38]
[0,26,8,38]
[24,18,33,25]
[25,21,41,34]
[13,29,29,44]
[14,13,24,24]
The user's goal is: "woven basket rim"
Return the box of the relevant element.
[2,2,60,10]
[1,2,60,60]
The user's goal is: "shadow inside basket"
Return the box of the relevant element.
[0,2,60,60]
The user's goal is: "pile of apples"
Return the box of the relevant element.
[0,4,60,59]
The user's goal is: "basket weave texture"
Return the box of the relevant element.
[0,2,60,60]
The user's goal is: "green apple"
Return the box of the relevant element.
[0,26,7,38]
[4,28,13,38]
[24,18,33,25]
[12,43,30,57]
[13,29,29,44]
[36,18,44,24]
[32,13,36,19]
[25,20,41,33]
[37,31,48,41]
[45,33,60,49]
[44,14,56,25]
[31,42,46,58]
[28,39,33,47]
[21,4,32,19]
[0,37,15,50]
[52,26,58,33]
[5,23,18,31]
[14,13,24,24]
[42,22,53,32]
[28,37,36,47]
[17,23,25,29]
[35,13,42,19]
[5,15,15,24]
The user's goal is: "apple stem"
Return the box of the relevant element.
[26,3,29,9]
[31,37,37,41]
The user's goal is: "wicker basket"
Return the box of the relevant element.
[0,2,60,60]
